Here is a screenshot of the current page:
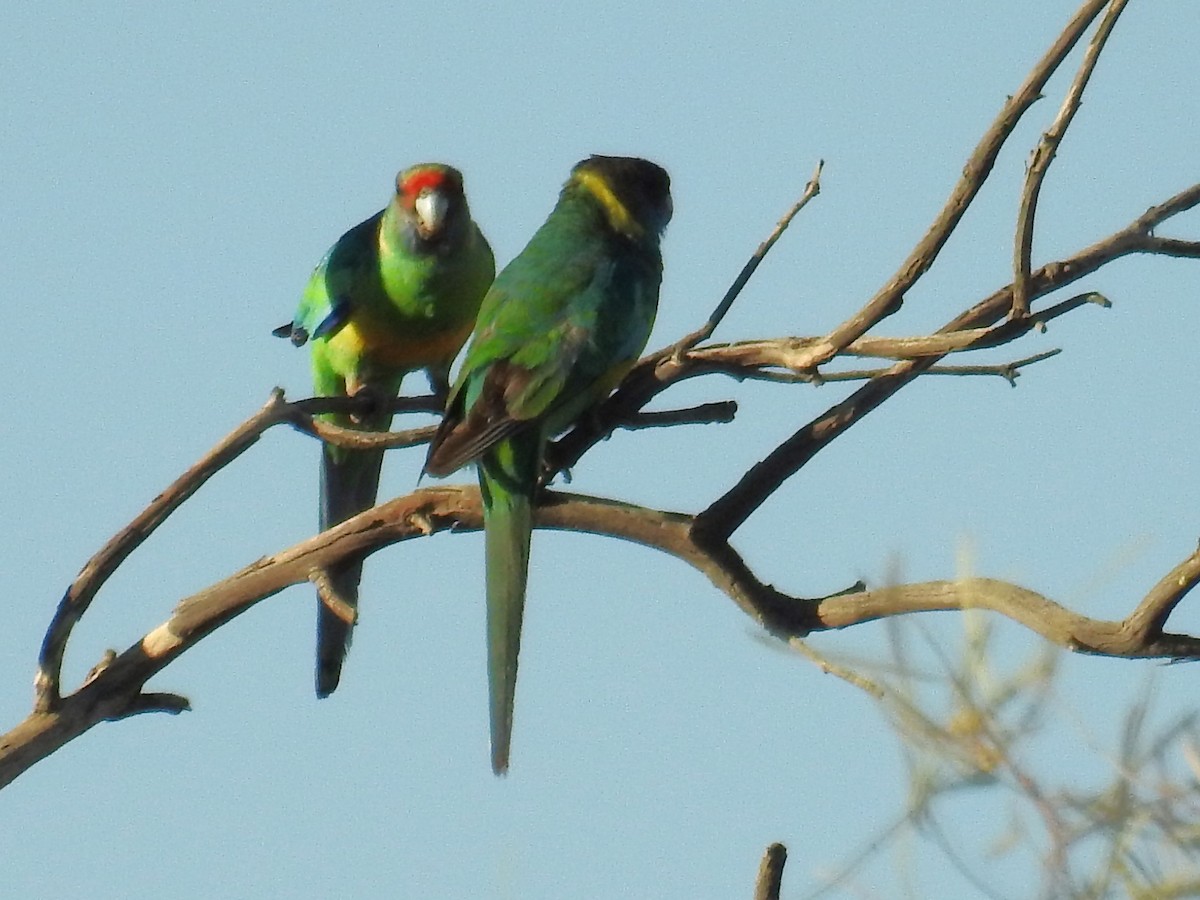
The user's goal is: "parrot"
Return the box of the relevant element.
[274,163,495,699]
[423,155,672,774]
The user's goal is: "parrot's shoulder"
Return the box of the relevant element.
[284,212,385,342]
[289,264,347,344]
[477,227,609,333]
[324,211,385,281]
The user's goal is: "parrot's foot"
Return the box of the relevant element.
[346,382,386,425]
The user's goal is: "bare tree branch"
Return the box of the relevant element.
[694,291,1105,373]
[36,390,293,712]
[796,0,1117,369]
[754,843,788,900]
[549,180,1196,480]
[32,388,447,712]
[693,185,1200,543]
[616,402,737,430]
[669,159,824,357]
[1013,0,1130,319]
[7,483,1199,788]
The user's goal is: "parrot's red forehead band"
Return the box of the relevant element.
[400,169,451,197]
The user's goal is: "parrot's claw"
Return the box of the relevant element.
[347,383,385,425]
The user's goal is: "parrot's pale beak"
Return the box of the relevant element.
[415,189,449,239]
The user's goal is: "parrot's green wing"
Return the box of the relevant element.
[428,247,614,471]
[273,215,382,349]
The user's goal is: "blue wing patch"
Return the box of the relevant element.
[312,296,352,340]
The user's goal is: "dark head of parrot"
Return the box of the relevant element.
[393,163,472,248]
[568,155,672,242]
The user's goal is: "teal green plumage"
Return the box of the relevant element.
[425,156,672,773]
[276,163,494,698]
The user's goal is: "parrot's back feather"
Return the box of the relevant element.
[425,362,538,476]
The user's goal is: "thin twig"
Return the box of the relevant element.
[617,402,738,430]
[754,843,788,900]
[669,160,824,358]
[35,388,441,710]
[694,187,1198,543]
[293,418,438,451]
[788,638,886,697]
[697,349,1062,386]
[790,0,1116,372]
[1013,0,1130,319]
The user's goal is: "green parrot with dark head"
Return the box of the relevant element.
[424,155,672,774]
[275,163,494,698]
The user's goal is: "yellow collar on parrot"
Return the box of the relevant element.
[575,170,644,240]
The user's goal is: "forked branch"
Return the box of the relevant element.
[1013,0,1130,318]
[6,485,1199,789]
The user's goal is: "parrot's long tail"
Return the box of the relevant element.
[479,438,537,775]
[315,442,386,698]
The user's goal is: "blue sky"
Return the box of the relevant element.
[2,2,1198,897]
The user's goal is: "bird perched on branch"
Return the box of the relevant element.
[424,155,672,773]
[274,163,494,698]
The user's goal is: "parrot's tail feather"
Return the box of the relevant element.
[315,563,361,698]
[481,457,534,776]
[315,443,385,698]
